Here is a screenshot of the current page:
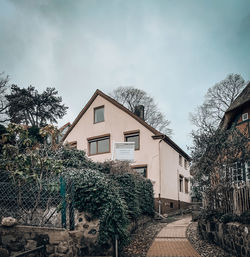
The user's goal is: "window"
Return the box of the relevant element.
[229,162,250,185]
[242,113,248,121]
[185,178,189,193]
[184,159,188,169]
[246,161,250,181]
[179,175,183,192]
[68,141,77,149]
[132,165,147,177]
[88,134,110,155]
[94,106,104,123]
[124,130,140,150]
[179,155,182,166]
[170,202,174,208]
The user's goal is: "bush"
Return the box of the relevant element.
[239,210,250,224]
[219,213,239,223]
[68,169,129,247]
[111,173,154,220]
[64,158,155,248]
[198,209,223,222]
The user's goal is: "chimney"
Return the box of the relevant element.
[134,105,144,120]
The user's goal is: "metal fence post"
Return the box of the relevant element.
[60,176,67,229]
[69,179,75,230]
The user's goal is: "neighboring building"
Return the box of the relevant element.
[59,122,71,143]
[63,89,191,213]
[220,82,250,185]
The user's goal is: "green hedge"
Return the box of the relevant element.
[111,173,154,219]
[68,169,129,247]
[60,148,155,247]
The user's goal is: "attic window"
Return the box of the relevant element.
[94,106,104,123]
[242,113,248,121]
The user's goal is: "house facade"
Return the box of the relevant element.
[63,90,191,213]
[220,82,250,185]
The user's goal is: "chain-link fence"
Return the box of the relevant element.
[0,172,75,229]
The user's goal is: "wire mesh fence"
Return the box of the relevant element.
[0,172,75,229]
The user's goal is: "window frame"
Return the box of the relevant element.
[124,130,140,151]
[179,175,183,192]
[94,105,105,124]
[131,164,147,178]
[184,159,188,169]
[87,134,110,156]
[242,113,248,121]
[179,155,182,166]
[185,178,189,194]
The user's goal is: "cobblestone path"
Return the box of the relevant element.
[147,216,201,257]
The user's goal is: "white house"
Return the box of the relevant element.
[63,89,191,213]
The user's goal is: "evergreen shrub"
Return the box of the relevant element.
[63,156,154,247]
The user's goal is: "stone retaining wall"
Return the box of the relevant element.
[198,219,250,257]
[0,213,151,256]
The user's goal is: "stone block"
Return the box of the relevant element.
[1,235,15,246]
[25,240,37,250]
[57,241,68,254]
[49,231,69,245]
[46,244,55,254]
[1,217,17,227]
[35,234,49,246]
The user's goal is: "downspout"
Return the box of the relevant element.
[158,135,165,215]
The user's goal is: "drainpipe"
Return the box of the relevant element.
[158,136,165,215]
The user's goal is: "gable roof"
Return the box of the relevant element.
[226,82,250,113]
[63,89,191,161]
[220,82,250,129]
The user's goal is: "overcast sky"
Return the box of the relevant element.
[0,0,250,153]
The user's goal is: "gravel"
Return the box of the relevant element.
[186,221,236,257]
[120,220,166,257]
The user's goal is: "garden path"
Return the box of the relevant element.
[147,215,200,257]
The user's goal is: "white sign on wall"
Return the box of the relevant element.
[113,142,135,162]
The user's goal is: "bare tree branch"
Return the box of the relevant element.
[110,86,172,136]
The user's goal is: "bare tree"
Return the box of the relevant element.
[0,73,10,123]
[189,73,247,201]
[190,74,246,132]
[110,86,172,135]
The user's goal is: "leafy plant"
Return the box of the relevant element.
[219,213,239,223]
[239,210,250,224]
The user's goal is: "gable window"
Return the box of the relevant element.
[242,113,248,121]
[132,165,147,177]
[179,155,182,166]
[185,178,189,193]
[179,175,183,192]
[88,134,110,155]
[94,106,104,123]
[124,130,140,150]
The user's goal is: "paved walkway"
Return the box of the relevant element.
[147,216,201,257]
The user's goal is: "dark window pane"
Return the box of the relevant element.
[94,107,104,123]
[89,142,97,155]
[125,135,139,150]
[98,138,109,153]
[133,167,146,177]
